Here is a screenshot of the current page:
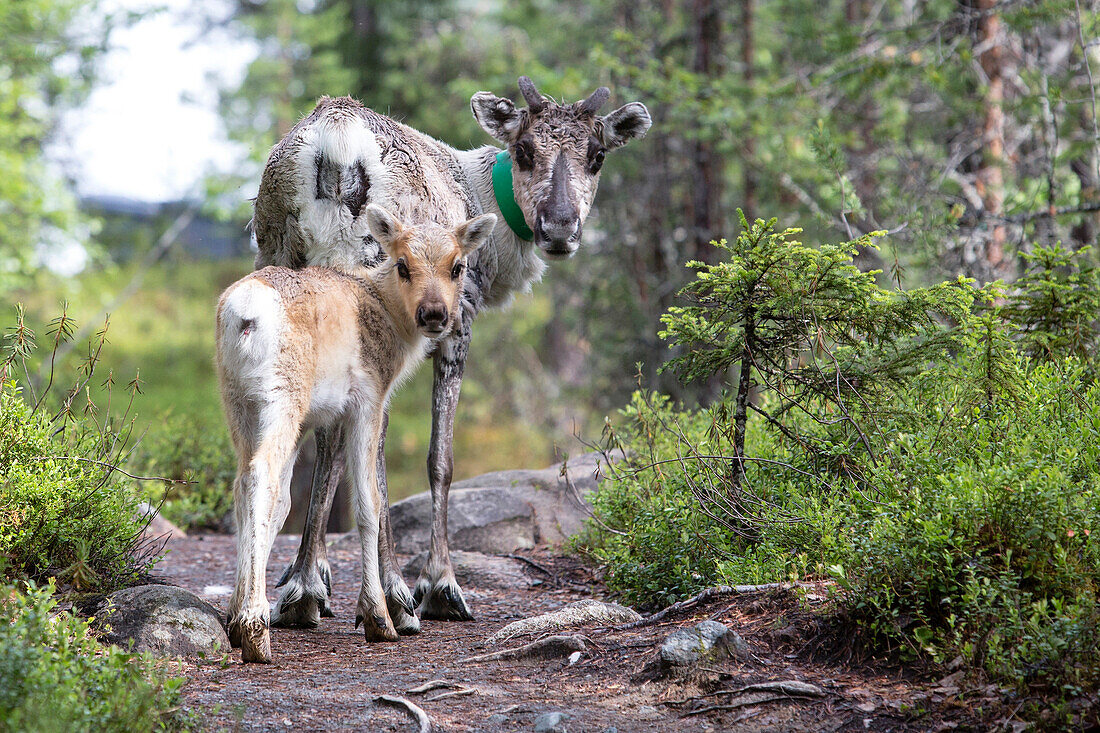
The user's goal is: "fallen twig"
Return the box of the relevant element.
[460,634,587,663]
[619,583,798,630]
[489,599,640,643]
[682,694,789,717]
[374,695,432,733]
[666,680,828,706]
[407,680,461,695]
[425,688,477,702]
[499,554,559,583]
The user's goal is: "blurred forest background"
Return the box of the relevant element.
[4,0,1099,528]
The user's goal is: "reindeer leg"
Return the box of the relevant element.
[413,328,474,621]
[272,423,344,627]
[349,410,398,642]
[229,411,300,663]
[376,411,420,634]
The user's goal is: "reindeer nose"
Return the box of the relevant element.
[416,303,449,332]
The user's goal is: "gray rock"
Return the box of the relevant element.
[91,584,228,658]
[486,714,509,728]
[659,619,748,670]
[533,711,570,733]
[136,502,187,540]
[387,452,612,554]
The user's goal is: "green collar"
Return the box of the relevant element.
[491,150,534,241]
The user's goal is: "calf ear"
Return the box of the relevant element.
[597,102,652,149]
[365,204,405,255]
[454,213,497,255]
[471,92,527,144]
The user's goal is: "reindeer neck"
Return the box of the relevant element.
[454,146,547,310]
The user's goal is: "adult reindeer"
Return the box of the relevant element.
[253,77,651,633]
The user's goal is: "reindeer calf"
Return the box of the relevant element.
[216,204,495,662]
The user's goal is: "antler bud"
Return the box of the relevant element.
[578,86,610,115]
[517,76,545,112]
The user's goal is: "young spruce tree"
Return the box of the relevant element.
[659,211,974,488]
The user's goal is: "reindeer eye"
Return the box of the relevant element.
[396,259,410,281]
[451,261,464,280]
[589,148,606,174]
[513,140,534,171]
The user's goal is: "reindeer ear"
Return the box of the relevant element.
[454,213,497,255]
[471,92,527,144]
[365,204,404,255]
[597,102,652,149]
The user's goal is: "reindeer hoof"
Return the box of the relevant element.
[385,576,421,635]
[271,567,332,628]
[415,578,475,621]
[227,619,243,648]
[239,621,272,663]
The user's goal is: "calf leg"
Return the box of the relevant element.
[376,412,420,634]
[348,410,398,642]
[228,419,299,663]
[413,339,474,621]
[272,424,344,627]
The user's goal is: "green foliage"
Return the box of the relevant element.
[0,0,111,293]
[1000,243,1100,364]
[0,580,188,731]
[577,390,853,611]
[842,359,1100,696]
[1,305,156,591]
[131,415,236,532]
[659,214,975,485]
[583,215,1100,711]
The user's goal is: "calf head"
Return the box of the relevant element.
[471,76,652,259]
[365,204,496,338]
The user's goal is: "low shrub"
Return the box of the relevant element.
[0,580,188,731]
[841,359,1100,694]
[131,415,236,532]
[0,382,154,590]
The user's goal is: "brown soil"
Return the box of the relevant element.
[158,534,1012,732]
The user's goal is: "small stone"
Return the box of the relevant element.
[90,584,229,658]
[487,714,508,727]
[534,711,569,733]
[659,620,748,671]
[567,650,583,666]
[636,705,659,720]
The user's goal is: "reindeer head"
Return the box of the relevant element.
[471,76,652,259]
[366,204,496,338]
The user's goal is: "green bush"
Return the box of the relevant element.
[0,580,188,731]
[842,359,1100,693]
[0,382,153,590]
[131,415,236,532]
[577,391,853,610]
[579,220,1100,713]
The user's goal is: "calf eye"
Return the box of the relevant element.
[396,259,410,280]
[513,140,534,171]
[451,261,464,280]
[588,148,606,174]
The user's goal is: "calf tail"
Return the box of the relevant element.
[216,279,284,387]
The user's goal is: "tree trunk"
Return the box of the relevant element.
[741,0,757,222]
[971,0,1012,282]
[731,308,754,491]
[690,0,724,263]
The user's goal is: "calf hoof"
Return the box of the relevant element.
[239,622,272,663]
[414,577,474,621]
[355,611,399,642]
[227,619,243,648]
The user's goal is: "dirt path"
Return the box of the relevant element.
[158,534,982,731]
